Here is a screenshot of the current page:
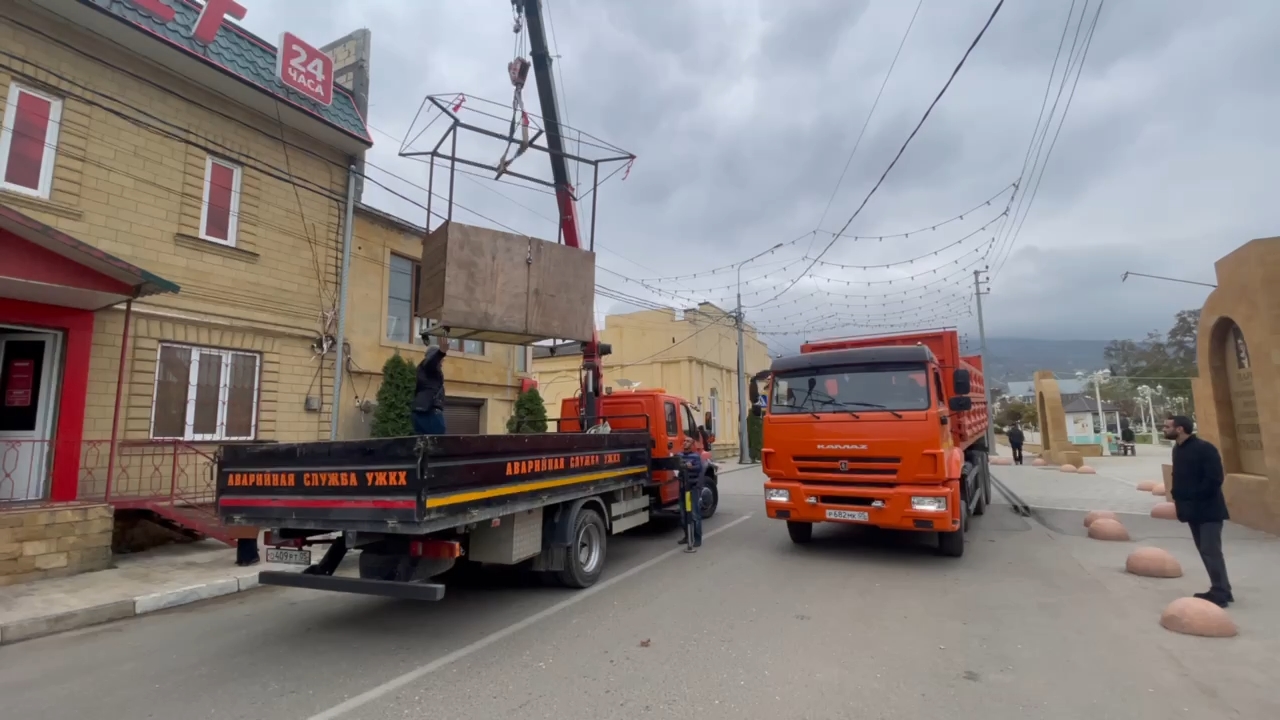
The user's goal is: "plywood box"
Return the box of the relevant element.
[417,222,596,344]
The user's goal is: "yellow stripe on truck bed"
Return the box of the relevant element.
[424,466,648,508]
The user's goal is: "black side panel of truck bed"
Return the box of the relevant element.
[216,432,652,531]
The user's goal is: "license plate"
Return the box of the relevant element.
[825,509,869,522]
[265,547,312,566]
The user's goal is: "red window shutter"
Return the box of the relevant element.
[4,91,53,191]
[204,161,236,240]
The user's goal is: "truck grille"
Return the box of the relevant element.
[792,456,900,478]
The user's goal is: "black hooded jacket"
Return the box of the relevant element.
[412,347,446,414]
[1170,434,1230,524]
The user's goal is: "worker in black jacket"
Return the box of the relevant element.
[412,342,448,435]
[1163,415,1233,607]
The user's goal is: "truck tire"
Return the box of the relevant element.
[699,481,719,519]
[787,521,813,544]
[556,507,607,589]
[937,497,967,558]
[982,455,992,507]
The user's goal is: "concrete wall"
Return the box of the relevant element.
[1191,236,1280,535]
[534,305,771,456]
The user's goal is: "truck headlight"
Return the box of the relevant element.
[911,496,948,512]
[765,488,790,503]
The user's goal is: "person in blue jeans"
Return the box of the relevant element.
[412,343,448,434]
[677,438,705,551]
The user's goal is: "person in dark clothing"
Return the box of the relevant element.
[1006,424,1025,465]
[412,343,448,435]
[1164,415,1233,607]
[676,438,705,551]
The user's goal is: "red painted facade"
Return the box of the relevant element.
[0,297,94,502]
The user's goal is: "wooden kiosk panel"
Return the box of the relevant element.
[417,221,596,344]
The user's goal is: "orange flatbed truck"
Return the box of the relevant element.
[760,328,990,557]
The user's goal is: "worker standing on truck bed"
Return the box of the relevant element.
[412,340,448,435]
[678,438,705,552]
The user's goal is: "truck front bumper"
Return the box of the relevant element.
[762,479,960,532]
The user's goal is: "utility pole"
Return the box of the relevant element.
[973,269,996,454]
[734,242,784,465]
[329,164,358,440]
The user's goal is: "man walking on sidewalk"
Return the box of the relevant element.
[1007,424,1025,465]
[1164,415,1234,607]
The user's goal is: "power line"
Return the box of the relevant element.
[814,0,925,235]
[753,0,1008,308]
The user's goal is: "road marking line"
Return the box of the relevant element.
[305,513,756,720]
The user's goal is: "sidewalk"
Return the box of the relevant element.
[0,540,303,646]
[992,448,1171,515]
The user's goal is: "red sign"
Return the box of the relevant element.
[276,32,335,106]
[4,358,34,408]
[126,0,247,45]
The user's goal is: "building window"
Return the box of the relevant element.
[199,156,242,246]
[150,344,260,441]
[514,345,530,373]
[386,254,485,355]
[0,84,62,199]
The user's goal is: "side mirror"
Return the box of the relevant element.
[952,369,972,395]
[949,395,973,412]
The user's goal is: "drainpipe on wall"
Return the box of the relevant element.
[105,298,133,504]
[329,163,358,440]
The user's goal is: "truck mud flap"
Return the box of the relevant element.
[258,571,446,601]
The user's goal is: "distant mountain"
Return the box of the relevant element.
[977,337,1109,388]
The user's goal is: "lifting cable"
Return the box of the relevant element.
[497,1,533,178]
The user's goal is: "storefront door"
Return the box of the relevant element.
[0,330,60,501]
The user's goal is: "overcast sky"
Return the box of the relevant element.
[239,0,1279,351]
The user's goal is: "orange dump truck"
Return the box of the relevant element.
[760,328,989,556]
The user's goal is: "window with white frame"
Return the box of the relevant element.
[199,155,243,246]
[0,84,63,199]
[386,253,485,355]
[150,344,261,441]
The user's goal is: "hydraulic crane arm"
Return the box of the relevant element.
[515,0,606,427]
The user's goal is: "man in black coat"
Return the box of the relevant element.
[1006,424,1026,465]
[1164,415,1233,607]
[412,342,448,435]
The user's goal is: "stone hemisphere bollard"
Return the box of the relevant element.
[1125,546,1183,578]
[1151,502,1177,520]
[1151,486,1167,496]
[1060,464,1078,473]
[991,456,1013,466]
[1031,458,1048,467]
[1087,517,1130,541]
[1083,509,1118,527]
[1136,481,1156,491]
[1160,597,1238,638]
[1077,465,1097,474]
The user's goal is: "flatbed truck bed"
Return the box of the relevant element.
[215,430,695,599]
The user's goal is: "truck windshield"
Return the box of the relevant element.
[771,362,931,415]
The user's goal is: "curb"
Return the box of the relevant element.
[0,567,295,647]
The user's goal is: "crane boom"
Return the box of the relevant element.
[516,0,605,428]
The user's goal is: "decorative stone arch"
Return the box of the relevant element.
[1032,370,1083,467]
[1191,236,1280,534]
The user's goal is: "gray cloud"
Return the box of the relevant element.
[239,0,1280,351]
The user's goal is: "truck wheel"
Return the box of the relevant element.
[786,521,813,544]
[982,456,992,507]
[937,498,967,557]
[698,482,719,519]
[556,507,607,589]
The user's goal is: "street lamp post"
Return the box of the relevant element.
[736,243,785,464]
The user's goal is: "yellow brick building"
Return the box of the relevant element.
[338,204,534,439]
[533,304,772,459]
[0,0,372,582]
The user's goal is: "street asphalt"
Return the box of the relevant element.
[2,466,1273,720]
